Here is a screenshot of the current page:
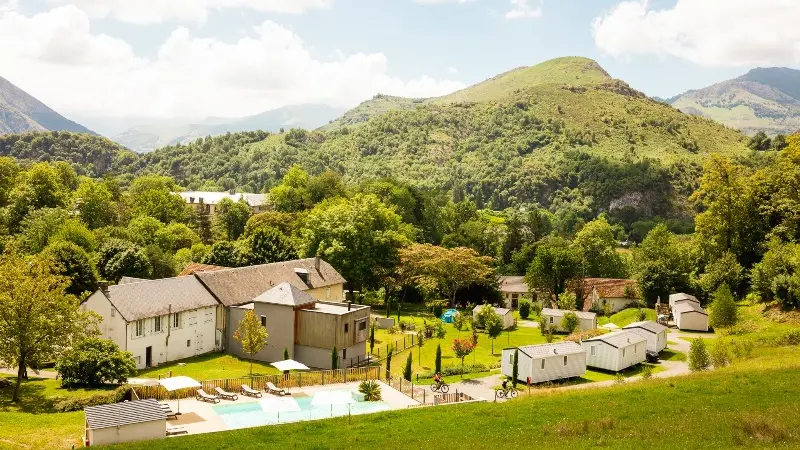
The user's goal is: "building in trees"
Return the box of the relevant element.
[576,278,640,313]
[178,190,267,215]
[472,305,515,329]
[498,276,532,309]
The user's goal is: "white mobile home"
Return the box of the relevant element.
[84,399,166,446]
[501,342,586,384]
[669,293,699,308]
[582,330,647,372]
[473,305,515,330]
[623,321,668,353]
[541,308,597,332]
[673,301,709,331]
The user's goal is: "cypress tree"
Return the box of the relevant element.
[435,344,442,375]
[331,346,339,370]
[403,352,413,381]
[511,348,519,388]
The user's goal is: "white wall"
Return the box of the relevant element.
[501,348,586,384]
[542,313,596,332]
[295,341,365,369]
[583,340,645,372]
[81,291,127,350]
[676,311,709,331]
[127,306,218,369]
[627,328,667,353]
[603,297,631,313]
[88,420,165,446]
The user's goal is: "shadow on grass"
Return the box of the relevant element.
[0,377,55,414]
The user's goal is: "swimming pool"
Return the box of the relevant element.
[212,389,392,428]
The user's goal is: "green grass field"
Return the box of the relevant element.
[137,353,281,380]
[108,346,800,450]
[598,308,657,327]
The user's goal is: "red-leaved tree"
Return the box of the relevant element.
[452,338,476,378]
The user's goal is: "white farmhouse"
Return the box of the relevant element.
[581,330,647,372]
[501,342,586,384]
[541,308,597,332]
[498,276,532,309]
[81,276,221,369]
[673,301,709,331]
[623,320,668,353]
[473,305,515,330]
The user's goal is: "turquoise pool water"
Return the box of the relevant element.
[212,389,391,428]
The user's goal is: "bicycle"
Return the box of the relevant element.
[430,380,450,393]
[495,386,517,399]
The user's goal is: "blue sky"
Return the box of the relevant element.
[3,0,797,123]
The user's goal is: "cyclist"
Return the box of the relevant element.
[433,372,442,387]
[501,378,509,392]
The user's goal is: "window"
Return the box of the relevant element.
[540,359,545,370]
[135,320,144,337]
[186,339,191,348]
[342,349,347,359]
[622,348,626,357]
[549,316,554,324]
[344,323,349,333]
[260,316,267,328]
[358,320,367,331]
[326,287,331,299]
[563,356,568,366]
[509,354,513,364]
[135,356,141,366]
[173,312,180,328]
[590,346,596,356]
[154,316,162,333]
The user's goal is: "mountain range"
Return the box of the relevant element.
[0,76,93,135]
[112,104,346,153]
[668,67,800,136]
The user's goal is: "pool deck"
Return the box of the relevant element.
[162,381,419,436]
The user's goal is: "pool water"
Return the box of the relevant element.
[212,389,391,428]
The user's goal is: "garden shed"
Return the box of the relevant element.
[84,399,166,446]
[581,330,647,372]
[541,308,597,332]
[623,320,668,353]
[472,305,515,329]
[673,301,709,331]
[501,342,586,384]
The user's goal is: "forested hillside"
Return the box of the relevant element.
[0,57,752,233]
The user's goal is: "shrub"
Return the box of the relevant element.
[564,329,605,342]
[778,330,800,346]
[0,378,11,388]
[556,291,577,310]
[387,325,400,334]
[603,301,612,317]
[544,325,556,343]
[432,303,444,318]
[731,340,754,359]
[561,312,580,334]
[56,338,137,387]
[419,362,499,378]
[452,312,468,332]
[688,338,711,371]
[518,299,531,319]
[709,284,738,329]
[641,364,653,379]
[531,301,543,319]
[637,309,647,322]
[358,380,382,401]
[53,385,133,412]
[710,340,732,368]
[614,373,625,384]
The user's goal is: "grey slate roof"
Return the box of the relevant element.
[106,276,220,322]
[541,308,597,320]
[119,277,149,285]
[674,301,708,315]
[583,330,646,348]
[472,304,512,316]
[499,276,529,293]
[195,258,346,307]
[624,320,667,334]
[253,282,317,307]
[516,342,585,358]
[85,399,165,430]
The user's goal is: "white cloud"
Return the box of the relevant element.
[0,6,465,119]
[593,0,800,67]
[505,0,541,19]
[52,0,333,24]
[0,0,17,13]
[447,67,459,74]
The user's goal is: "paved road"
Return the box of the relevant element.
[0,368,58,379]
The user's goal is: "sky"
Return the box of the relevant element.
[2,0,799,127]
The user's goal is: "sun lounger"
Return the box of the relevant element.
[215,386,238,401]
[195,388,220,403]
[265,382,287,396]
[159,403,178,420]
[166,425,188,436]
[240,384,262,398]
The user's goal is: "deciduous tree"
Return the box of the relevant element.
[452,338,475,378]
[233,310,268,376]
[525,236,581,304]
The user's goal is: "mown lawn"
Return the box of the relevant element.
[373,309,554,378]
[598,307,657,327]
[137,352,281,380]
[109,346,800,450]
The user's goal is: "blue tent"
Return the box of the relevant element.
[441,309,459,323]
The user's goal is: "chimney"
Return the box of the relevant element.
[99,281,110,297]
[229,188,236,195]
[314,255,321,273]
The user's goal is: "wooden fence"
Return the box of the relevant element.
[134,366,380,401]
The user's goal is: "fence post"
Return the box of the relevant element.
[322,371,325,386]
[344,369,348,383]
[299,372,302,388]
